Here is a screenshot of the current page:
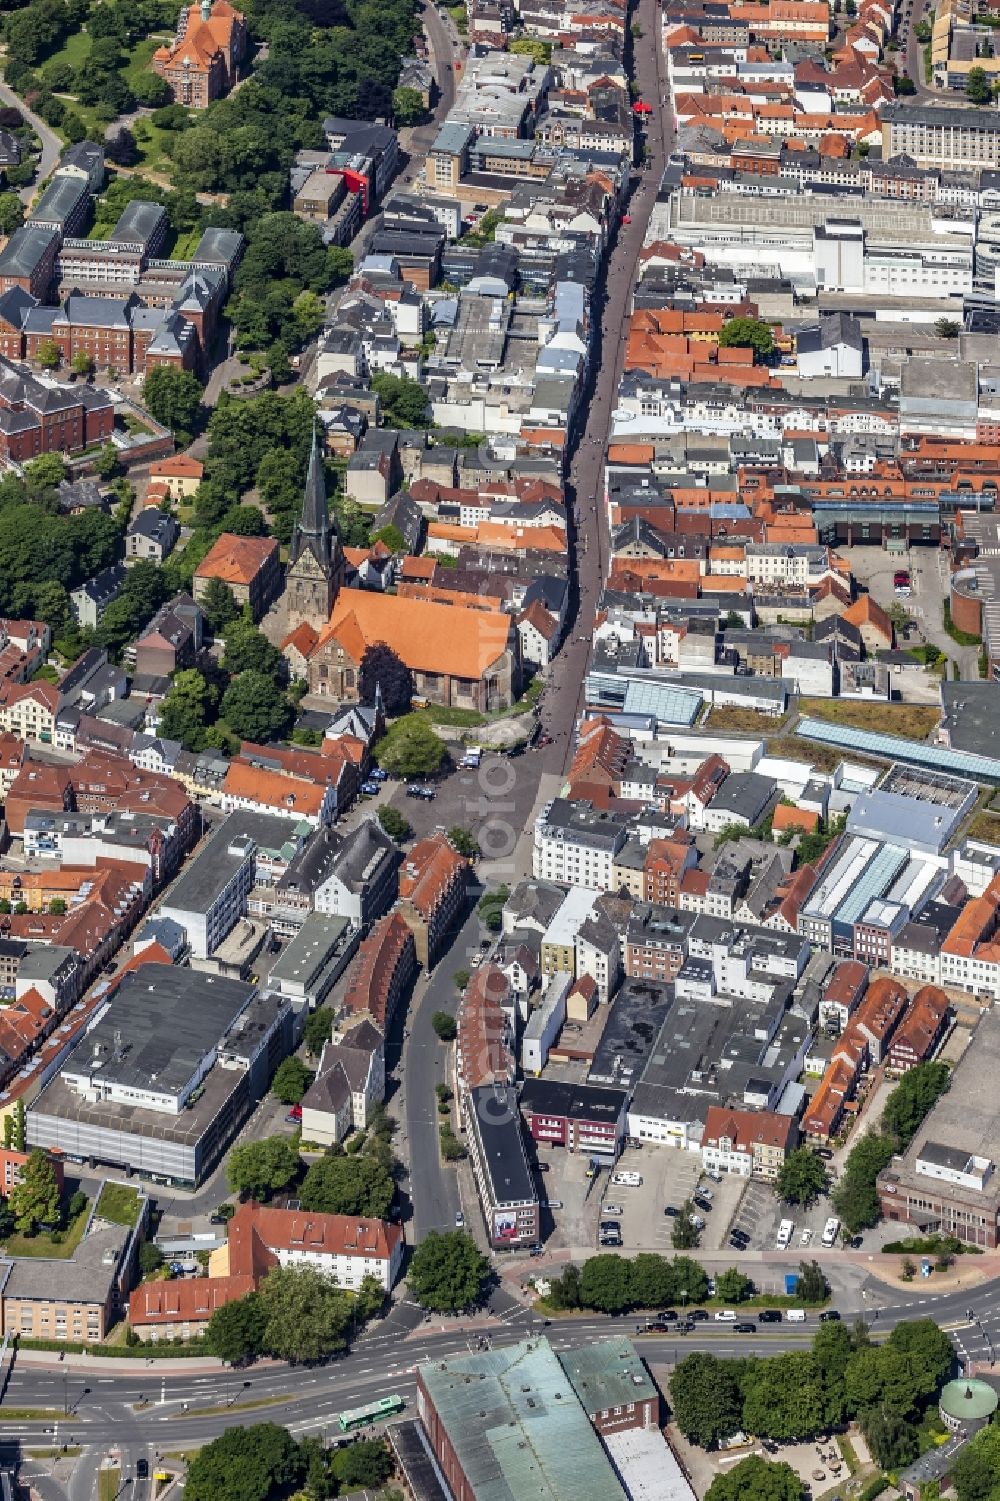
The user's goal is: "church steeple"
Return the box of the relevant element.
[285,419,343,632]
[291,419,335,569]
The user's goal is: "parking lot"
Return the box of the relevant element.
[533,1142,603,1249]
[729,1172,842,1254]
[591,1148,749,1254]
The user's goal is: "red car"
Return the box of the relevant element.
[622,214,632,224]
[286,1104,302,1123]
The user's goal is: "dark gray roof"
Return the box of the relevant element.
[0,224,59,278]
[28,173,88,229]
[109,200,167,246]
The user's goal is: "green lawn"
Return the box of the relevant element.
[95,1181,141,1228]
[39,28,92,76]
[2,1201,90,1260]
[170,226,202,261]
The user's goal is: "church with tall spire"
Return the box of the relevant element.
[285,422,344,632]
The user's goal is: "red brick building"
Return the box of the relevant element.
[153,0,247,108]
[0,358,113,462]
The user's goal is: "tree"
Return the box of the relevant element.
[882,1062,950,1148]
[221,671,293,742]
[204,1291,267,1364]
[706,1456,801,1501]
[392,85,425,124]
[861,1406,919,1470]
[549,1261,581,1310]
[715,1268,753,1304]
[954,1422,1000,1501]
[299,1152,395,1219]
[259,1263,352,1363]
[377,805,411,841]
[579,1254,632,1314]
[407,1229,490,1311]
[158,669,218,751]
[432,1011,457,1041]
[510,37,551,61]
[967,65,992,105]
[670,1353,743,1448]
[810,1319,858,1426]
[227,1135,300,1200]
[143,366,203,439]
[934,317,961,339]
[374,716,446,777]
[741,1351,825,1441]
[371,371,430,429]
[8,1148,61,1233]
[796,1260,829,1305]
[359,643,414,716]
[0,193,23,237]
[628,1253,676,1310]
[93,442,119,480]
[372,523,406,552]
[36,340,61,370]
[200,576,240,634]
[718,317,774,359]
[833,1131,895,1233]
[448,826,479,859]
[303,1008,334,1057]
[887,1318,955,1396]
[105,129,138,170]
[222,614,283,677]
[330,1439,394,1490]
[13,1099,25,1152]
[184,1423,303,1501]
[138,1241,164,1276]
[272,1056,314,1105]
[775,1147,829,1207]
[671,1200,700,1250]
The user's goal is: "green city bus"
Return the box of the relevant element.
[338,1394,405,1432]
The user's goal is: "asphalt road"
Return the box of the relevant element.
[0,77,60,205]
[1,1271,994,1466]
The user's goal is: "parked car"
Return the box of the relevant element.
[454,1210,464,1227]
[529,1245,544,1257]
[542,1200,563,1210]
[406,785,436,800]
[361,779,381,795]
[663,1204,679,1217]
[693,1195,713,1214]
[603,1203,623,1215]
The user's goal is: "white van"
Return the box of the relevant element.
[821,1216,841,1247]
[787,1309,807,1323]
[714,1309,737,1322]
[776,1218,794,1249]
[611,1171,642,1187]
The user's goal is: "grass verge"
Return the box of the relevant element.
[171,1392,291,1419]
[98,1466,121,1501]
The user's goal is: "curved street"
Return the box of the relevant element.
[0,75,60,205]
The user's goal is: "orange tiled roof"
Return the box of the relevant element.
[195,533,277,587]
[317,590,512,682]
